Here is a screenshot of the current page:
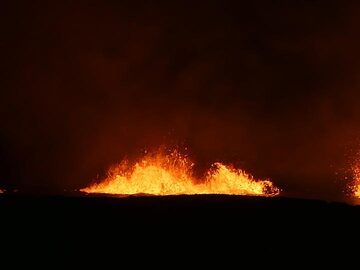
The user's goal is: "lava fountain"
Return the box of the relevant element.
[353,163,360,198]
[81,149,279,196]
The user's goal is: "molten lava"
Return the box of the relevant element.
[205,163,278,195]
[355,186,360,198]
[81,150,279,196]
[353,164,360,198]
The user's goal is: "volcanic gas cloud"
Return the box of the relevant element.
[81,149,279,196]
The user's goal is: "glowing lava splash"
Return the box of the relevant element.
[353,163,360,199]
[82,149,279,196]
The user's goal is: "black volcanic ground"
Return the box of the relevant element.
[1,194,359,256]
[1,193,359,222]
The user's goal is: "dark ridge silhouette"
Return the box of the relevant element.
[1,193,359,258]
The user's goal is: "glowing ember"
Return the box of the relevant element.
[355,186,360,198]
[81,150,279,196]
[0,189,3,194]
[353,164,360,198]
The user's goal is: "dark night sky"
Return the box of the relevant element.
[1,0,360,200]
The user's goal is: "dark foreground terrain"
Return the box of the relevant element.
[1,194,360,259]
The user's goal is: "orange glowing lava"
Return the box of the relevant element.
[81,150,279,196]
[353,164,360,198]
[355,186,360,198]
